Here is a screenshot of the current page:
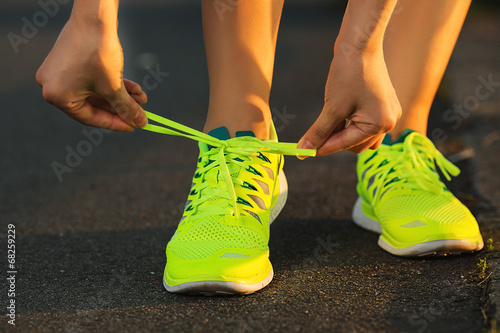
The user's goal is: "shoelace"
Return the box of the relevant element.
[185,147,266,221]
[142,111,316,219]
[371,132,460,206]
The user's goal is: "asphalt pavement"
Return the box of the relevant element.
[1,1,498,332]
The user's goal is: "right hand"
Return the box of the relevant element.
[298,50,401,156]
[36,17,148,131]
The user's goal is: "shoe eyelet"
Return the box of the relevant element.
[257,152,270,163]
[242,181,257,191]
[236,197,253,208]
[246,166,262,177]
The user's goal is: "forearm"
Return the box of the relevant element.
[70,0,119,31]
[334,0,397,56]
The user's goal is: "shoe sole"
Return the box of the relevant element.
[352,197,483,257]
[164,171,288,295]
[163,266,274,296]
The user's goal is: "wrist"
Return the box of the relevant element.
[70,0,119,31]
[334,0,396,58]
[334,34,384,59]
[333,35,384,64]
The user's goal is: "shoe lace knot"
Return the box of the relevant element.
[142,111,316,219]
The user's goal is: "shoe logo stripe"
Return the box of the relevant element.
[220,252,249,259]
[400,220,427,228]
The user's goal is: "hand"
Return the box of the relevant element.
[298,51,401,156]
[36,17,148,132]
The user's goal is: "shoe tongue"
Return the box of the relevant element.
[206,127,257,140]
[208,127,230,140]
[202,127,253,188]
[201,127,230,151]
[235,131,255,138]
[203,127,257,150]
[382,129,415,146]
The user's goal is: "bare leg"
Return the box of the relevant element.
[384,0,471,139]
[201,0,284,140]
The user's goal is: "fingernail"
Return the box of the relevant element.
[134,109,148,128]
[297,139,313,160]
[297,139,314,150]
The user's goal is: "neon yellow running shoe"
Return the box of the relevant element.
[140,111,315,295]
[352,129,483,257]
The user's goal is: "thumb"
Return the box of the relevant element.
[298,105,345,156]
[104,83,148,128]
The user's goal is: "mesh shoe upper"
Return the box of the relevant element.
[168,130,282,262]
[356,130,483,248]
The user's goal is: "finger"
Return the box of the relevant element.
[123,79,142,94]
[124,79,148,104]
[316,122,378,156]
[131,92,147,105]
[347,134,384,154]
[298,104,346,151]
[87,94,115,113]
[369,136,384,150]
[87,87,147,113]
[64,100,135,132]
[104,83,148,128]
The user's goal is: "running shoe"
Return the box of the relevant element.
[352,129,484,256]
[141,111,315,295]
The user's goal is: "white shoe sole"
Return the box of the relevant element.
[163,266,274,296]
[164,171,287,295]
[352,197,483,257]
[270,170,288,224]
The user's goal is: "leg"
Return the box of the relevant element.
[384,0,471,139]
[165,1,291,295]
[201,0,284,140]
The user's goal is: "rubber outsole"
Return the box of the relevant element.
[163,267,274,296]
[352,197,483,257]
[163,171,288,295]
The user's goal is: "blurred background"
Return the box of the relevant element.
[1,0,500,332]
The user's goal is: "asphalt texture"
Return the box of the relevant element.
[1,2,497,332]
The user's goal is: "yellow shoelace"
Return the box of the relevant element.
[371,132,460,205]
[142,111,316,218]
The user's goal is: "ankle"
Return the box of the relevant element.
[389,125,427,141]
[204,101,272,140]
